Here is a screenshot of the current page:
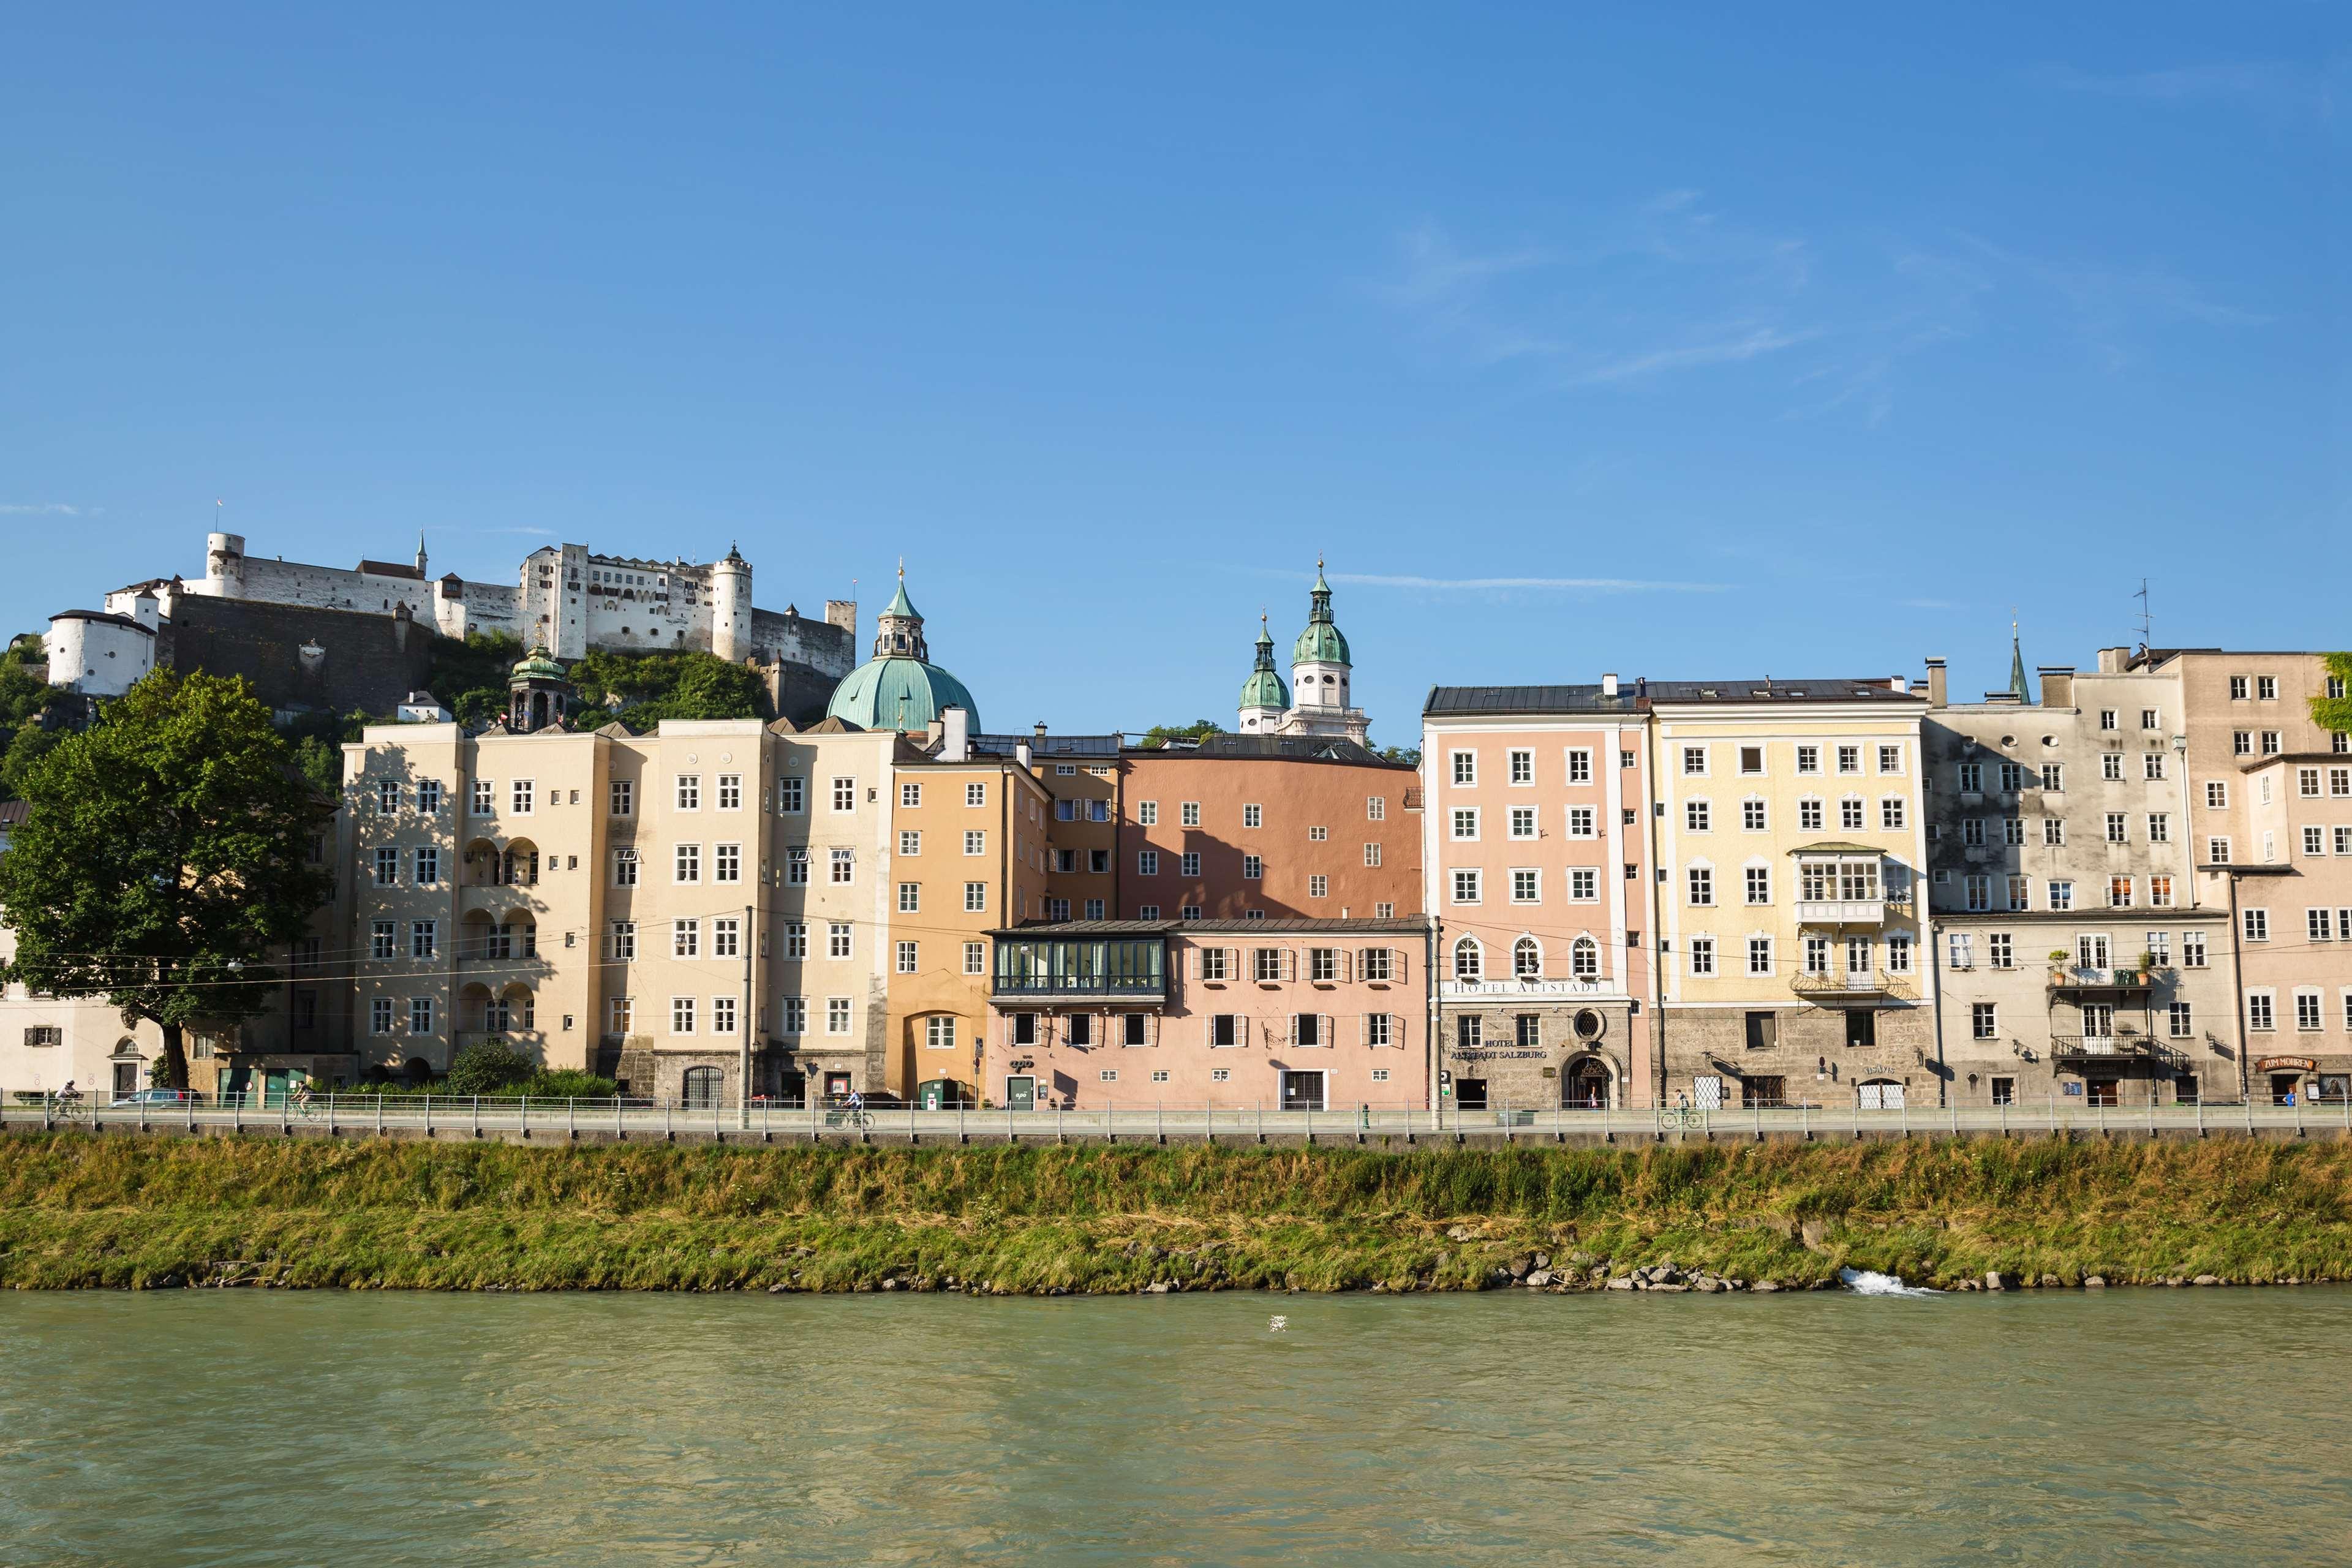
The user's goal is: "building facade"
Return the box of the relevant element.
[1116,737,1422,921]
[1649,677,1934,1110]
[339,712,907,1105]
[982,918,1430,1111]
[2151,648,2352,1105]
[1921,645,2233,1109]
[1420,681,1656,1112]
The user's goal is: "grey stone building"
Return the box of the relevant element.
[1922,638,2236,1109]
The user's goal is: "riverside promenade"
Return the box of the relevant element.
[7,1096,2351,1148]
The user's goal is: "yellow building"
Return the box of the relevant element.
[1648,676,1935,1110]
[874,718,1053,1104]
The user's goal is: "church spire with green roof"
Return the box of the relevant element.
[2007,617,2034,704]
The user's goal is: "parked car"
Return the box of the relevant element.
[108,1088,195,1107]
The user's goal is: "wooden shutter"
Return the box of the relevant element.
[1321,1014,1335,1049]
[1336,948,1352,983]
[1280,948,1297,982]
[1391,946,1408,985]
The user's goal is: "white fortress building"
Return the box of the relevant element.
[52,529,858,702]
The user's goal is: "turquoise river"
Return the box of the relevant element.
[2,1287,2348,1565]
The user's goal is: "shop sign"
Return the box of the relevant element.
[1450,1049,1547,1062]
[2256,1056,2318,1074]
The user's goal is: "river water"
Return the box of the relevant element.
[4,1288,2347,1566]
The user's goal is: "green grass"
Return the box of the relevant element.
[3,1135,2349,1292]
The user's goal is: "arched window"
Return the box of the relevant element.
[1571,936,1600,980]
[682,1066,723,1109]
[1513,937,1542,979]
[1452,936,1483,981]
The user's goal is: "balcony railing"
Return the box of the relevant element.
[1791,970,1918,1002]
[1795,898,1887,925]
[2049,1035,2180,1065]
[2048,967,2157,992]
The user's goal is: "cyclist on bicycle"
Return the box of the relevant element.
[52,1080,84,1115]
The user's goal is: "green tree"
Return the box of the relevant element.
[0,670,334,1087]
[1376,744,1422,767]
[446,1038,534,1095]
[1136,719,1220,749]
[2313,653,2352,736]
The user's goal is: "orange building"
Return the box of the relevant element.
[1116,736,1423,920]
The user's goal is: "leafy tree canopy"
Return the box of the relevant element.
[1136,719,1221,749]
[567,647,771,731]
[0,669,334,1086]
[1376,744,1422,767]
[2313,653,2352,735]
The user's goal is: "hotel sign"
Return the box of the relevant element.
[1449,1049,1547,1062]
[1441,979,1602,1000]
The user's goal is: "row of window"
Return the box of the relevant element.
[1446,747,1629,788]
[1135,798,1390,827]
[1949,930,2207,970]
[1002,1011,1404,1048]
[1970,1000,2202,1041]
[1449,866,1616,904]
[2240,908,2352,943]
[1679,933,1914,980]
[1684,860,1901,908]
[366,773,997,820]
[1946,872,2178,913]
[2246,990,2352,1033]
[1447,935,1603,982]
[1194,946,1408,983]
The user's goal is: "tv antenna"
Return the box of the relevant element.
[2133,579,2152,649]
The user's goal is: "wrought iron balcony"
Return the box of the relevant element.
[1792,970,1918,1002]
[2049,1035,2179,1065]
[2047,966,2157,992]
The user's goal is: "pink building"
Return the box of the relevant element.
[984,918,1431,1110]
[1419,681,1658,1110]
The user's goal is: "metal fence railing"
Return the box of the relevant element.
[5,1092,2352,1142]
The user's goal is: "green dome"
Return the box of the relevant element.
[511,644,565,682]
[826,657,981,734]
[1240,666,1289,709]
[1292,621,1350,665]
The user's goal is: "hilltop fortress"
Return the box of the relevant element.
[48,529,859,719]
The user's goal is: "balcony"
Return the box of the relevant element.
[2049,1035,2179,1066]
[1795,898,1887,926]
[1792,970,1918,1003]
[2047,966,2157,993]
[992,933,1167,1003]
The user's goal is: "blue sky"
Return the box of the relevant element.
[3,4,2341,748]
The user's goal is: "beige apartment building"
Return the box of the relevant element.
[341,713,903,1105]
[2147,648,2352,1106]
[1650,677,1934,1110]
[1921,646,2233,1109]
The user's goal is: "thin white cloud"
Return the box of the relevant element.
[1329,572,1725,593]
[2024,60,2322,111]
[0,503,82,516]
[1572,326,1815,385]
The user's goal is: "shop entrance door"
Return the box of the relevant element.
[1005,1075,1036,1110]
[1280,1071,1326,1112]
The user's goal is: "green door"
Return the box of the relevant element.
[1005,1075,1036,1111]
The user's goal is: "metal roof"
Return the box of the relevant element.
[991,916,1430,937]
[1642,678,1922,704]
[1423,684,1634,717]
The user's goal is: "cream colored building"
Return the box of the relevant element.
[340,714,903,1104]
[1921,647,2233,1109]
[1649,677,1934,1110]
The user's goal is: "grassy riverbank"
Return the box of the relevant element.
[4,1133,2351,1292]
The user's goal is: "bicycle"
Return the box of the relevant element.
[1656,1105,1711,1134]
[47,1091,88,1126]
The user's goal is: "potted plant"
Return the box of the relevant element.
[2136,951,2159,982]
[2048,948,2072,982]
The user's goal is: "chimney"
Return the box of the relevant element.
[2038,666,2076,709]
[1014,741,1031,769]
[2096,646,2129,674]
[941,706,971,763]
[1923,657,1948,708]
[1033,720,1048,741]
[1890,675,1909,695]
[1602,673,1619,698]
